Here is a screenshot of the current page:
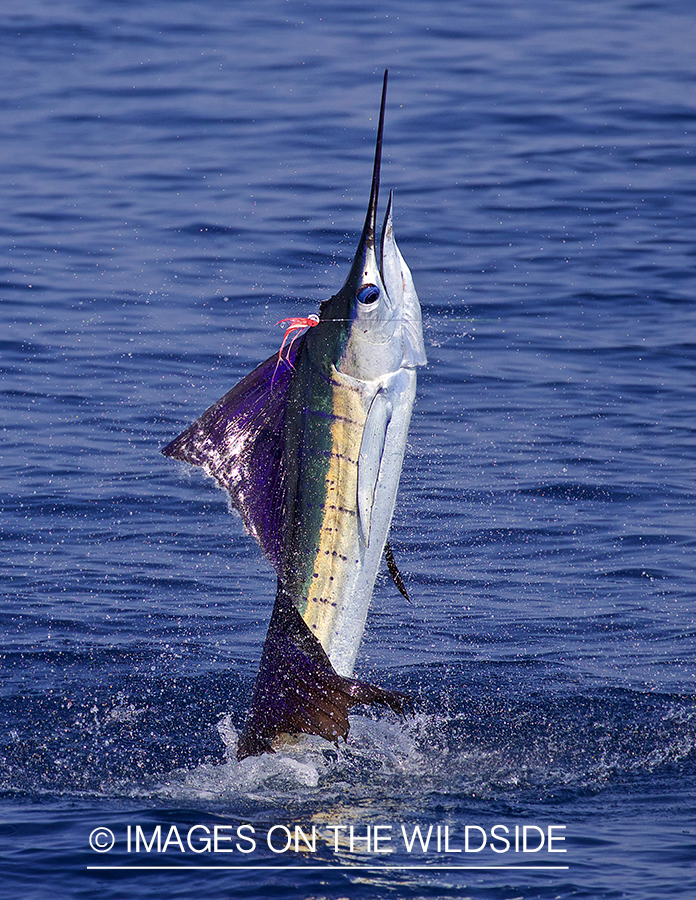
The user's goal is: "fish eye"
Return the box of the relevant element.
[357,284,380,304]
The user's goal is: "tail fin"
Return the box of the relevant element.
[237,581,412,760]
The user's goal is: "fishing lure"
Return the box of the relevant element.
[273,314,320,380]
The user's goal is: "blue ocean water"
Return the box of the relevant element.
[2,0,696,897]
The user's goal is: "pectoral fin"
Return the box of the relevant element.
[357,390,392,545]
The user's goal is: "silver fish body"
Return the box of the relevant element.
[163,71,426,758]
[282,194,425,678]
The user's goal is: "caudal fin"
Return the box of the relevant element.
[237,581,412,760]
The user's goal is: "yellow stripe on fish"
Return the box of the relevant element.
[301,372,366,646]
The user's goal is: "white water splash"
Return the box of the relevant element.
[147,713,423,802]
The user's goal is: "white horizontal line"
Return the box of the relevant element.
[87,864,569,872]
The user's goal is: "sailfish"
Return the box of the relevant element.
[163,71,426,760]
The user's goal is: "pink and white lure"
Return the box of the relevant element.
[273,313,319,379]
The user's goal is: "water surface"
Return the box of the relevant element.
[2,1,696,897]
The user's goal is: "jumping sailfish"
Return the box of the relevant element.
[163,71,426,759]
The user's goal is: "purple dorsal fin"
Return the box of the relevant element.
[162,346,298,572]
